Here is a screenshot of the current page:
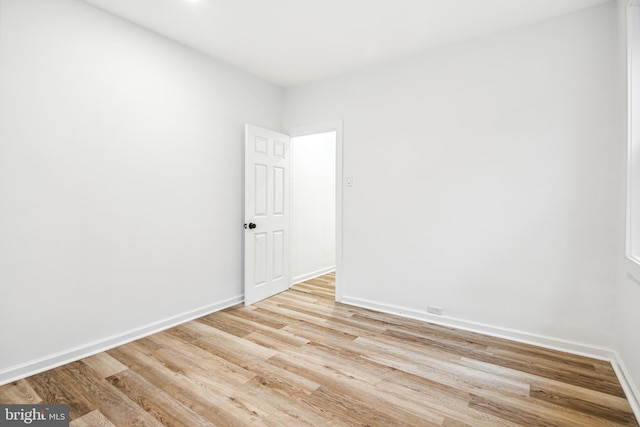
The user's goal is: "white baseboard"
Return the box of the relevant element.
[293,266,336,285]
[341,295,616,361]
[340,295,640,422]
[612,352,640,423]
[0,295,243,386]
[3,291,638,424]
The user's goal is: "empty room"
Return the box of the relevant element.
[1,0,639,425]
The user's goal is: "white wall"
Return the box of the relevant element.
[615,0,640,413]
[0,0,282,376]
[291,132,336,283]
[284,3,620,349]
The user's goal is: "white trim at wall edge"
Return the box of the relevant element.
[612,351,640,423]
[342,296,640,422]
[0,294,243,386]
[341,295,616,361]
[345,294,639,421]
[293,266,336,285]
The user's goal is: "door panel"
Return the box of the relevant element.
[244,124,291,305]
[273,167,285,215]
[273,230,285,280]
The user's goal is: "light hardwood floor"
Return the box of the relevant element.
[0,273,637,426]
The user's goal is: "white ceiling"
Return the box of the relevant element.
[81,0,611,87]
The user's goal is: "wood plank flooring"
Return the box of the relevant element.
[1,273,637,426]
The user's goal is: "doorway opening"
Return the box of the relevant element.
[289,122,343,301]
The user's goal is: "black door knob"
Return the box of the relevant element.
[244,222,257,230]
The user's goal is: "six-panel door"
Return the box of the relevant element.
[244,124,291,305]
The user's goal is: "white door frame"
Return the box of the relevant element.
[288,120,344,302]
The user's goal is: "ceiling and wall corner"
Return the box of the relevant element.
[80,0,611,87]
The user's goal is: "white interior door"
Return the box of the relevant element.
[244,124,291,305]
